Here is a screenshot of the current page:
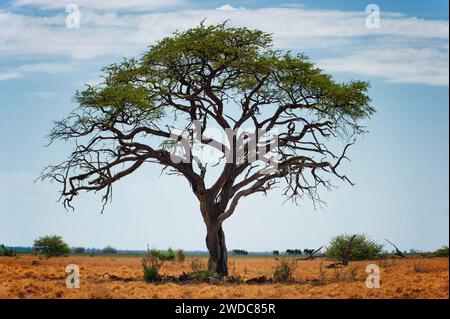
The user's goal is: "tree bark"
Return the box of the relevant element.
[205,222,228,276]
[341,234,357,266]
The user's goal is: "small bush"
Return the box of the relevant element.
[165,247,176,261]
[142,252,163,282]
[193,270,214,282]
[148,249,162,259]
[188,258,213,281]
[148,248,177,261]
[434,246,449,257]
[0,244,16,257]
[326,234,383,261]
[33,235,70,258]
[273,259,298,283]
[176,249,186,263]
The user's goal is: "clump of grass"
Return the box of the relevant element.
[349,266,359,281]
[189,258,213,281]
[142,251,163,282]
[175,249,186,263]
[313,262,326,286]
[229,260,244,284]
[190,258,205,272]
[333,268,344,282]
[193,270,214,282]
[148,248,176,261]
[412,261,427,273]
[273,258,298,283]
[166,248,176,261]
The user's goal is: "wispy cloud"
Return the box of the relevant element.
[0,71,22,81]
[216,4,239,11]
[0,62,78,81]
[15,62,77,74]
[0,3,448,86]
[12,0,185,11]
[318,47,449,86]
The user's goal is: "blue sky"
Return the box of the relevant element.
[0,0,448,252]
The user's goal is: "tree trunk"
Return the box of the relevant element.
[341,234,357,266]
[205,222,228,276]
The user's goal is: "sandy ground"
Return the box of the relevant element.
[0,255,448,299]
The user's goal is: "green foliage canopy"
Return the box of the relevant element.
[33,235,70,258]
[326,233,383,261]
[434,246,449,257]
[44,23,374,212]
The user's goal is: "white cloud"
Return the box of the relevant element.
[16,62,77,74]
[216,4,238,11]
[318,48,449,86]
[12,0,184,11]
[0,71,22,81]
[0,62,78,81]
[0,5,448,86]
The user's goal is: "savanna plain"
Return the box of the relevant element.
[0,255,448,299]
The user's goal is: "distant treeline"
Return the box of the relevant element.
[5,246,448,257]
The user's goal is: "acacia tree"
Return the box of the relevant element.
[41,24,374,276]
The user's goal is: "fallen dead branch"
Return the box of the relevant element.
[96,272,136,282]
[297,246,324,261]
[385,239,406,257]
[327,262,345,269]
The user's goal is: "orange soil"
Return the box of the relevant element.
[0,255,448,299]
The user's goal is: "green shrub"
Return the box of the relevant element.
[0,244,16,257]
[326,234,383,261]
[193,270,214,282]
[142,252,163,282]
[148,248,162,259]
[33,235,70,258]
[176,249,186,263]
[434,246,449,257]
[273,258,297,283]
[189,259,213,281]
[165,247,176,261]
[148,248,176,261]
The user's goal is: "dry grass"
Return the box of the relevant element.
[0,255,448,299]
